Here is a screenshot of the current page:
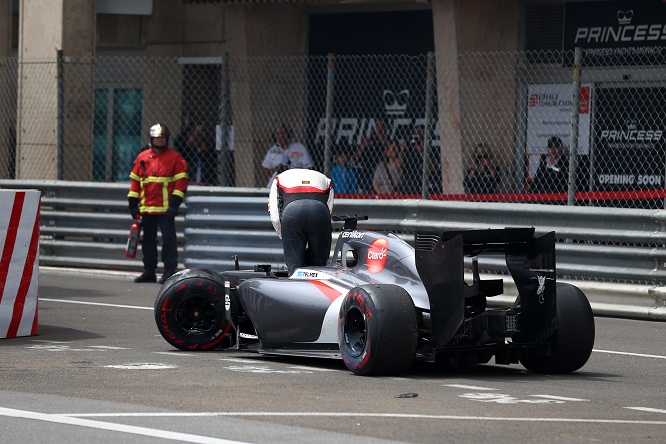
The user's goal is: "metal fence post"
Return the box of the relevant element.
[218,52,231,186]
[422,52,435,200]
[57,50,64,181]
[568,47,583,206]
[323,53,335,176]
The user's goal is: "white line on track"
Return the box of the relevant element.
[593,349,666,360]
[530,395,589,402]
[153,351,201,357]
[56,411,666,425]
[39,298,152,310]
[219,358,264,364]
[0,407,249,444]
[287,364,338,372]
[445,384,498,391]
[625,407,666,414]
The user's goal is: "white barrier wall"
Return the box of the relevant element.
[0,189,40,338]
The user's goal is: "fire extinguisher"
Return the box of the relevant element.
[125,215,142,258]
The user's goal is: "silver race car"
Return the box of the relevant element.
[154,215,595,376]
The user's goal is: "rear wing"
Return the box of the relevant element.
[415,228,557,349]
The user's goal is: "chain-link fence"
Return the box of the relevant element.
[1,50,665,209]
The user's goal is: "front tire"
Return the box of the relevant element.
[338,284,418,376]
[154,268,232,351]
[519,282,595,374]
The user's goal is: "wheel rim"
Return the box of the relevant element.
[174,294,222,337]
[343,306,367,357]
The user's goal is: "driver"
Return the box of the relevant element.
[268,169,334,275]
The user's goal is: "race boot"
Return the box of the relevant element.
[134,270,157,283]
[158,269,176,284]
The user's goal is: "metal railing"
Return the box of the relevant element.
[1,180,663,320]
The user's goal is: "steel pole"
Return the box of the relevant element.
[567,47,583,206]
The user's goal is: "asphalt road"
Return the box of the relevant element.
[0,268,664,443]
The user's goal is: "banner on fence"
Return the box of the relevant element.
[0,190,40,339]
[526,83,593,155]
[593,86,666,192]
[564,0,666,67]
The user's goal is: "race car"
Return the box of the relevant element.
[154,215,595,376]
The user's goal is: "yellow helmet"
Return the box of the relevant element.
[149,123,170,139]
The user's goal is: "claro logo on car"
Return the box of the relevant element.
[367,238,389,273]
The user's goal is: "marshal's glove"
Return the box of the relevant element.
[166,195,183,218]
[128,197,140,219]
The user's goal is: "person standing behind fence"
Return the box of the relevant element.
[178,122,217,185]
[173,111,194,155]
[399,124,443,195]
[128,123,188,284]
[262,124,314,188]
[463,143,500,194]
[268,168,334,275]
[329,145,357,194]
[372,142,403,194]
[354,117,391,193]
[529,136,569,193]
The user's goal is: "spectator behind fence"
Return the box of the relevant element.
[329,145,358,194]
[262,124,314,187]
[528,136,569,193]
[463,143,500,194]
[178,122,217,185]
[399,124,442,195]
[173,110,195,155]
[354,117,391,193]
[372,142,403,194]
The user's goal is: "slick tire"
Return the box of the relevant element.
[519,282,595,374]
[338,284,418,376]
[154,268,232,351]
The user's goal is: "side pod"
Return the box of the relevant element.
[415,232,465,348]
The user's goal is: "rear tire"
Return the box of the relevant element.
[154,268,232,351]
[520,282,595,374]
[338,284,418,376]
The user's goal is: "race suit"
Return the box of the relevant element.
[268,169,334,275]
[128,147,188,273]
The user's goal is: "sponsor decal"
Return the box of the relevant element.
[599,121,663,149]
[527,87,590,114]
[531,275,554,304]
[572,8,666,46]
[526,84,592,155]
[597,174,662,186]
[384,89,409,116]
[564,1,666,66]
[366,238,389,274]
[314,116,441,147]
[594,86,666,191]
[295,270,320,279]
[341,230,364,239]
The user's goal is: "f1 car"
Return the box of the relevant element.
[154,215,595,376]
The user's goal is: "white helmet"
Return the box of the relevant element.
[149,123,170,149]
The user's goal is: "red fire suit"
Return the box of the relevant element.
[128,147,188,274]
